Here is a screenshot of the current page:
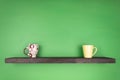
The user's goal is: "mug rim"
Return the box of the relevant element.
[82,45,94,46]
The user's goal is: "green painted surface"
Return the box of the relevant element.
[0,0,120,80]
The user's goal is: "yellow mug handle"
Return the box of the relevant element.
[92,47,97,56]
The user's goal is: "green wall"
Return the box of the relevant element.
[0,0,120,80]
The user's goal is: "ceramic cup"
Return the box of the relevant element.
[24,44,39,58]
[82,45,97,58]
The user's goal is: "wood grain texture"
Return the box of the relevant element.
[5,57,115,63]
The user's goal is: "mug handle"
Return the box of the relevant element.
[92,47,97,56]
[24,48,28,55]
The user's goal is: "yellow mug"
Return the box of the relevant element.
[82,45,97,58]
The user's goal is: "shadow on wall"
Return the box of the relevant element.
[37,46,42,57]
[78,45,84,57]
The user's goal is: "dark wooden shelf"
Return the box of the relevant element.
[5,57,115,63]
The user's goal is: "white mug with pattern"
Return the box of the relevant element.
[24,44,39,58]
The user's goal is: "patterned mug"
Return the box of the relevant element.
[24,44,39,58]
